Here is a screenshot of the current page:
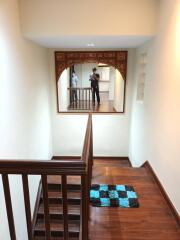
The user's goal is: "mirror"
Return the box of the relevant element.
[57,63,125,113]
[55,51,127,113]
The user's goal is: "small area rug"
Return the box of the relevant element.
[90,184,139,208]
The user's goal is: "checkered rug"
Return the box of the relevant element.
[90,184,139,208]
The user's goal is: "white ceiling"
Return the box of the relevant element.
[25,35,153,49]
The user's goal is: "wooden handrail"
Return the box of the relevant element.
[0,114,93,240]
[80,114,93,239]
[82,114,92,164]
[0,160,86,175]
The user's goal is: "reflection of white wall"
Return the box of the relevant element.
[99,81,109,92]
[99,67,110,80]
[98,67,110,92]
[82,63,95,87]
[109,67,115,100]
[113,70,125,112]
[58,69,70,111]
[74,64,82,88]
[74,63,96,88]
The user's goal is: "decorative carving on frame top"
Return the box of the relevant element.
[55,51,128,81]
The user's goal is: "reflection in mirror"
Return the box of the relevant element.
[57,63,125,113]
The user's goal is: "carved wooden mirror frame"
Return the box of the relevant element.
[55,51,128,113]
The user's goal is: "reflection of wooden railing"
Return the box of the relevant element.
[68,87,92,110]
[0,115,93,240]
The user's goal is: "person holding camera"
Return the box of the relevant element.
[89,67,100,105]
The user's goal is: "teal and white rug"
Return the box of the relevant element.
[90,184,139,208]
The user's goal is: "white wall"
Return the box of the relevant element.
[52,115,88,156]
[0,0,52,239]
[49,49,135,156]
[20,0,159,37]
[58,68,70,111]
[129,0,180,214]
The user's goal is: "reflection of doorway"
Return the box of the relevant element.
[73,63,113,111]
[61,63,124,112]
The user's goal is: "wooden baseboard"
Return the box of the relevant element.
[93,156,132,167]
[32,180,42,235]
[142,161,180,226]
[51,156,81,160]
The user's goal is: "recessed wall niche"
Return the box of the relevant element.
[136,52,147,102]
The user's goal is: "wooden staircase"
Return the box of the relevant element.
[33,176,82,240]
[0,115,92,240]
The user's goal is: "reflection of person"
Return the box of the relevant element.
[89,67,100,105]
[71,71,78,101]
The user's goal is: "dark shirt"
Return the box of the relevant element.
[90,73,100,88]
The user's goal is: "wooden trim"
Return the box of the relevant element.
[93,156,132,167]
[55,51,128,81]
[32,180,42,236]
[142,161,180,226]
[52,156,81,160]
[123,52,128,115]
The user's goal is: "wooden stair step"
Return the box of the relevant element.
[47,175,81,185]
[93,158,131,167]
[48,184,81,191]
[40,190,81,205]
[45,190,81,199]
[38,203,80,220]
[34,219,80,237]
[47,176,81,191]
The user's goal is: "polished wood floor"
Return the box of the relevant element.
[89,159,180,240]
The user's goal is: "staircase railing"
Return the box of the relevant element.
[80,114,93,239]
[0,114,93,240]
[68,87,92,110]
